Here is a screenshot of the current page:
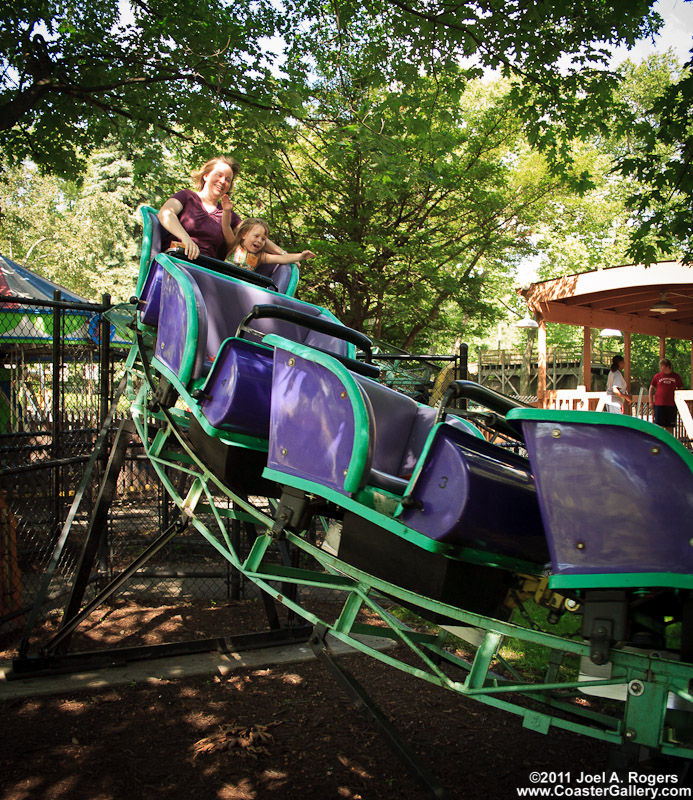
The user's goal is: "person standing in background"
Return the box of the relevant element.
[605,355,630,413]
[649,358,683,435]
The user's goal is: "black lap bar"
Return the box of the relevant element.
[238,304,374,359]
[238,304,380,379]
[436,380,531,441]
[439,380,531,417]
[166,247,278,291]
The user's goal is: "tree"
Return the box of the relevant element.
[288,0,662,174]
[3,1,687,319]
[0,0,288,176]
[2,1,664,179]
[533,151,630,280]
[612,53,693,263]
[0,144,176,300]
[53,149,142,299]
[233,41,572,349]
[528,55,687,287]
[271,1,691,266]
[0,162,75,269]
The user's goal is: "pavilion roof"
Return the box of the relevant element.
[521,261,693,339]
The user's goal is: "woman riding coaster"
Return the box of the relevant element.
[157,156,287,262]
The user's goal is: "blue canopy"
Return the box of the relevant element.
[0,254,100,344]
[0,254,90,305]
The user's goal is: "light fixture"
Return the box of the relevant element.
[650,292,677,314]
[599,328,622,338]
[515,313,539,329]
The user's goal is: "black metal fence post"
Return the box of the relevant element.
[458,343,468,410]
[99,294,111,431]
[98,294,112,585]
[51,291,62,537]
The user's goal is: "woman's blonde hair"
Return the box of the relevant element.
[231,218,271,251]
[192,156,240,191]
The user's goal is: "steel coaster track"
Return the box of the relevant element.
[128,346,693,761]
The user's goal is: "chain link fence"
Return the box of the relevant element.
[0,295,109,636]
[0,296,337,655]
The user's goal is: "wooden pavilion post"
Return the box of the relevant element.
[624,332,631,391]
[660,337,666,359]
[537,318,547,407]
[582,326,591,389]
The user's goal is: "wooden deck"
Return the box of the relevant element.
[476,346,620,397]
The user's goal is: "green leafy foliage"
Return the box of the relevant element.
[1,1,692,340]
[0,0,668,185]
[289,0,661,179]
[0,145,168,300]
[228,17,575,349]
[0,0,287,177]
[614,54,693,264]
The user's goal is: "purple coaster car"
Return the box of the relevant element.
[508,408,693,581]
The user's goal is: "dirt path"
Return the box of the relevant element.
[0,601,614,800]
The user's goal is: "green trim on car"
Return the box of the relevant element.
[263,334,371,492]
[550,572,693,590]
[508,407,693,475]
[263,466,545,574]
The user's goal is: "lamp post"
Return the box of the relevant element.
[515,313,538,329]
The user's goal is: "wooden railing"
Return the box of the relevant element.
[544,387,606,412]
[542,387,693,448]
[478,347,621,368]
[674,391,693,444]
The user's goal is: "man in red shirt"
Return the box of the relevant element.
[649,358,684,434]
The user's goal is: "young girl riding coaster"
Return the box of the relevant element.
[227,217,316,269]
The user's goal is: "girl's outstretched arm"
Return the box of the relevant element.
[260,250,316,265]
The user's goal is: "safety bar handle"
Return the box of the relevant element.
[435,380,531,441]
[237,304,373,361]
[166,247,278,292]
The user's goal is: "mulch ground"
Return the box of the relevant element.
[0,600,615,800]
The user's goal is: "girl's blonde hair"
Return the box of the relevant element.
[192,156,240,191]
[231,217,271,252]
